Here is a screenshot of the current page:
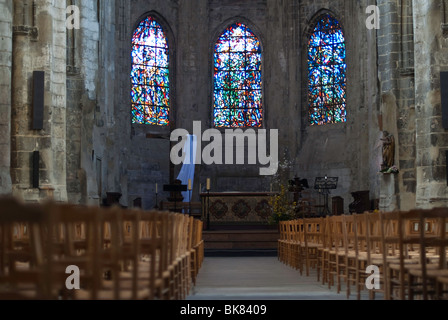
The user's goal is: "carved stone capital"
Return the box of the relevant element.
[66,65,80,75]
[442,23,448,37]
[12,25,38,41]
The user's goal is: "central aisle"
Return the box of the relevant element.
[186,256,375,300]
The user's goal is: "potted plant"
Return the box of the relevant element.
[268,185,298,225]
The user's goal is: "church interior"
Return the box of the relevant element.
[1,0,448,301]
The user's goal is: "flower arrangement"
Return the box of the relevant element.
[268,185,298,225]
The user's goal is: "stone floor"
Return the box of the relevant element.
[186,256,383,301]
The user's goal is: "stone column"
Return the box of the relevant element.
[11,0,67,202]
[266,0,301,167]
[377,0,417,211]
[413,0,448,208]
[0,0,13,195]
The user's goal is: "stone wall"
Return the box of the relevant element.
[65,0,125,207]
[6,0,447,212]
[413,0,448,208]
[10,0,67,203]
[376,0,417,212]
[294,0,380,213]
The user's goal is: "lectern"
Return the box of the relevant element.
[314,176,338,216]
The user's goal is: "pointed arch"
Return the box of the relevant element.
[307,13,347,126]
[213,22,263,128]
[131,15,171,126]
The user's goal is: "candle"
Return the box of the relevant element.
[156,183,158,194]
[206,178,211,191]
[188,179,192,191]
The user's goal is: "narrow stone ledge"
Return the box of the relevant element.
[12,25,38,41]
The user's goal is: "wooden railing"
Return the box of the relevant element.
[278,209,448,300]
[0,196,204,300]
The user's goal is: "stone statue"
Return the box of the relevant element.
[381,131,395,171]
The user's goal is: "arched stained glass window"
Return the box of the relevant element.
[214,23,263,128]
[131,16,170,126]
[308,14,347,126]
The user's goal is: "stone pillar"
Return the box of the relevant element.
[266,0,301,167]
[11,0,67,202]
[413,0,448,208]
[377,0,400,213]
[379,173,398,211]
[0,0,13,195]
[377,0,416,211]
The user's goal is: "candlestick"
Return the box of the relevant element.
[206,178,211,191]
[188,179,192,191]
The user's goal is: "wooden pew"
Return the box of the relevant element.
[0,197,205,300]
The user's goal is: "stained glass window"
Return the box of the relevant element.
[214,23,263,128]
[131,16,170,126]
[308,14,347,126]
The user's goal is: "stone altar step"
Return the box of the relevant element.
[202,227,280,256]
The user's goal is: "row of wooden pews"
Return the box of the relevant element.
[0,196,204,300]
[279,209,448,300]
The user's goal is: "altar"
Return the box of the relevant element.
[200,192,275,227]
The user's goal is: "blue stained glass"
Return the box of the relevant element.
[308,14,347,126]
[214,23,263,128]
[131,16,170,126]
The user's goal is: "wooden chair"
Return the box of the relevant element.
[277,219,303,273]
[1,198,198,301]
[381,210,423,300]
[0,197,52,299]
[291,219,304,273]
[159,212,177,300]
[48,203,136,300]
[136,210,167,300]
[282,220,295,269]
[302,217,324,278]
[283,220,295,270]
[78,205,183,300]
[406,208,448,300]
[193,219,204,273]
[196,219,204,270]
[190,218,204,287]
[364,210,392,300]
[321,215,335,288]
[379,210,401,300]
[291,219,302,273]
[162,212,191,300]
[99,207,159,300]
[327,215,348,294]
[277,220,288,265]
[186,216,196,292]
[343,213,364,300]
[435,275,448,300]
[343,214,363,299]
[319,216,331,285]
[176,214,191,299]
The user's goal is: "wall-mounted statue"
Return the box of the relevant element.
[381,131,395,172]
